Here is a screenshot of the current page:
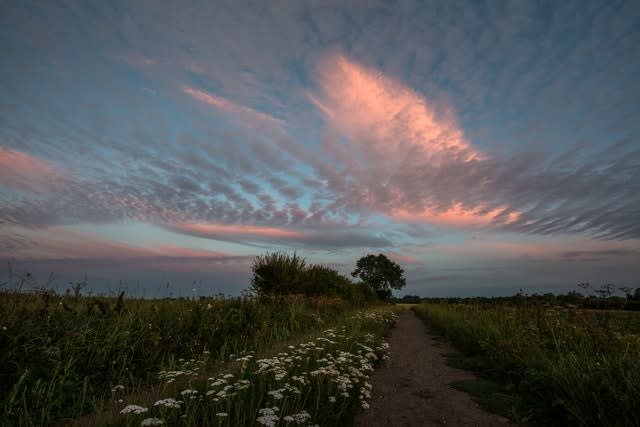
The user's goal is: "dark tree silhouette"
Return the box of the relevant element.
[351,253,406,300]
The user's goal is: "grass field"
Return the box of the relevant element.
[413,302,640,426]
[0,289,398,426]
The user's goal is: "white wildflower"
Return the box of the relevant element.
[256,414,279,426]
[120,404,148,415]
[257,407,279,427]
[153,398,182,409]
[282,410,310,424]
[267,388,285,400]
[140,417,164,426]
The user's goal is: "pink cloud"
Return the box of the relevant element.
[168,222,305,240]
[2,226,156,260]
[154,244,232,258]
[391,203,521,228]
[309,54,523,229]
[0,148,69,194]
[388,251,421,265]
[2,226,249,272]
[183,86,285,130]
[310,55,482,167]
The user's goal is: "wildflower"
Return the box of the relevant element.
[140,418,164,426]
[153,398,182,409]
[120,405,148,415]
[257,407,279,427]
[328,396,336,403]
[216,412,229,417]
[267,388,285,400]
[361,401,370,409]
[111,385,125,393]
[282,410,311,424]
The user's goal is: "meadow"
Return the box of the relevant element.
[413,302,640,426]
[0,286,398,426]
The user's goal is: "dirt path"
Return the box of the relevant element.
[354,309,509,427]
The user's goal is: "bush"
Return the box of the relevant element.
[250,252,374,303]
[250,252,307,297]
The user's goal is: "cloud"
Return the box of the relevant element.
[307,54,639,239]
[168,222,305,241]
[0,225,253,276]
[310,55,482,166]
[307,54,522,227]
[0,148,70,194]
[165,221,390,249]
[561,248,638,262]
[183,86,285,130]
[1,0,639,267]
[0,226,157,260]
[388,252,420,265]
[391,203,520,228]
[153,244,232,258]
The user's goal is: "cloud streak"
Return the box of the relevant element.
[165,222,391,249]
[0,148,70,194]
[183,86,285,130]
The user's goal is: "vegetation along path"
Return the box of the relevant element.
[354,309,509,427]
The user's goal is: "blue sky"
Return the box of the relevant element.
[1,0,639,297]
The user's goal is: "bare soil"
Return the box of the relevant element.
[354,309,510,427]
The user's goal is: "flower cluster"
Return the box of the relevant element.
[117,308,398,426]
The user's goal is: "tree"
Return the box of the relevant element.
[351,254,406,300]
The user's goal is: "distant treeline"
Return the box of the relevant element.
[394,286,640,310]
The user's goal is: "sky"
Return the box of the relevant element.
[1,0,639,298]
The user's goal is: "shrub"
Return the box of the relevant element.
[250,252,307,297]
[250,252,374,303]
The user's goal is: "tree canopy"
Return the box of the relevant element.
[351,253,406,300]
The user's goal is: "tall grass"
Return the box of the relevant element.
[413,303,640,426]
[111,308,399,426]
[0,290,360,426]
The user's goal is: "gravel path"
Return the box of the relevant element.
[354,309,509,427]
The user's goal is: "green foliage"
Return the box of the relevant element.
[351,254,406,300]
[251,252,307,297]
[413,303,640,426]
[250,252,372,303]
[112,308,400,427]
[0,290,355,425]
